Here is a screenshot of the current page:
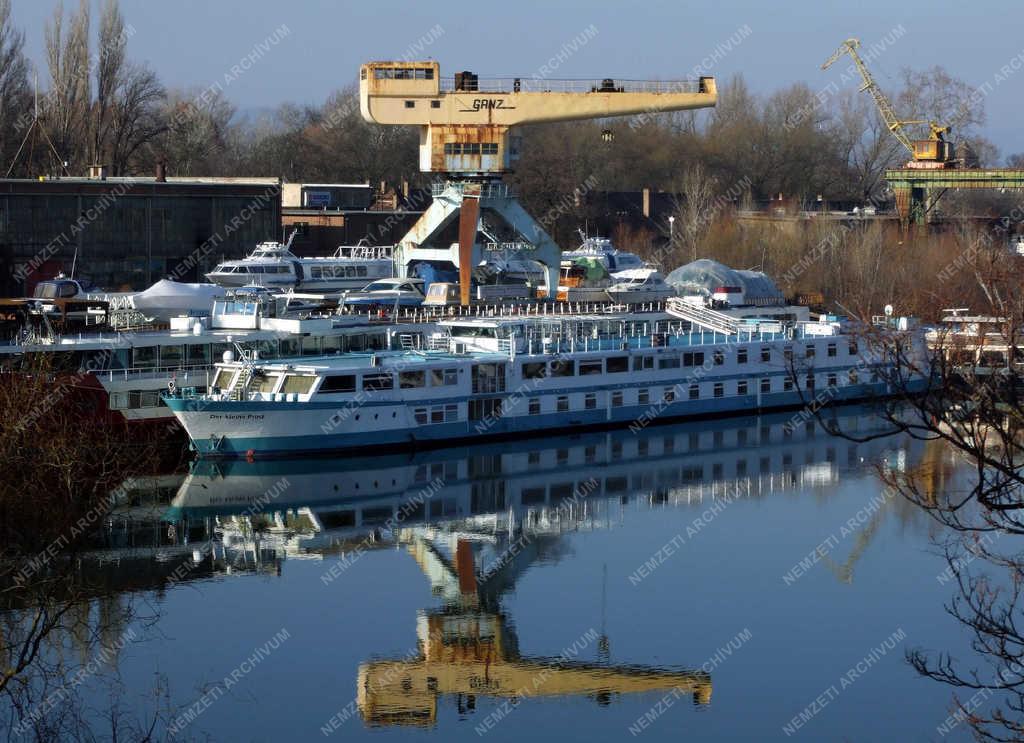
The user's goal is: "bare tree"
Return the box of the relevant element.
[91,0,127,165]
[44,0,91,171]
[0,0,30,169]
[671,163,718,264]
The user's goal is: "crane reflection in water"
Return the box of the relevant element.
[83,406,927,727]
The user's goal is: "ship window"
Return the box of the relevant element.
[522,362,546,379]
[658,356,680,369]
[281,375,316,394]
[805,374,815,390]
[212,368,235,391]
[322,336,344,354]
[445,404,458,422]
[431,407,444,423]
[585,392,597,409]
[683,352,704,367]
[713,350,725,366]
[606,356,628,373]
[827,373,837,387]
[714,382,724,398]
[737,348,748,364]
[319,375,356,393]
[311,267,322,279]
[549,359,574,377]
[431,100,440,108]
[784,378,794,391]
[187,344,210,365]
[132,346,157,369]
[404,100,415,108]
[761,378,771,393]
[252,373,279,393]
[689,384,699,400]
[362,373,393,391]
[431,368,458,386]
[633,355,654,371]
[557,395,569,412]
[529,398,541,415]
[400,370,425,388]
[482,143,498,155]
[849,341,859,355]
[301,337,321,355]
[638,388,650,404]
[737,381,748,395]
[579,360,602,376]
[159,345,183,366]
[805,344,815,359]
[663,387,675,403]
[414,408,428,424]
[357,266,367,277]
[761,347,771,362]
[827,343,837,357]
[784,346,793,361]
[611,391,623,407]
[848,369,859,384]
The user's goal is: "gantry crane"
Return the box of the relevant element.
[822,39,954,168]
[360,61,717,304]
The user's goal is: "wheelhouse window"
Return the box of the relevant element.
[362,373,394,391]
[579,360,603,376]
[522,362,546,379]
[212,368,235,391]
[252,373,280,394]
[606,356,628,373]
[550,360,574,377]
[400,370,426,389]
[633,355,654,371]
[430,368,458,386]
[281,374,316,394]
[319,374,356,393]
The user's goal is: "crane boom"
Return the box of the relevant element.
[822,38,915,155]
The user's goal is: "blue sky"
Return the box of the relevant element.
[11,0,1024,157]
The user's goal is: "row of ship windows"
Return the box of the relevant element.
[519,341,860,379]
[406,371,869,423]
[308,265,369,279]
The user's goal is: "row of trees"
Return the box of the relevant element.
[0,1,1017,201]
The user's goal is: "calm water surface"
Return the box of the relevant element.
[69,408,975,741]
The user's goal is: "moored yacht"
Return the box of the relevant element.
[206,233,394,292]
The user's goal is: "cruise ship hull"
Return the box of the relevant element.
[165,379,918,458]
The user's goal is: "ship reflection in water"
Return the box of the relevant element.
[86,406,928,731]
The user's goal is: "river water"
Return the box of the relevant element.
[16,407,981,741]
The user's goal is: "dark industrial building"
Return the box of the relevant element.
[0,176,282,294]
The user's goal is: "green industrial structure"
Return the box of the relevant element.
[885,168,1024,229]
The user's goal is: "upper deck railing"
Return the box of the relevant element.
[438,77,703,95]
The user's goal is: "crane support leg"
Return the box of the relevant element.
[457,195,480,306]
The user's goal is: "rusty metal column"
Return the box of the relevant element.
[457,189,480,306]
[891,183,911,233]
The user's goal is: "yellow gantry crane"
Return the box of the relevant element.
[360,61,717,304]
[822,38,954,167]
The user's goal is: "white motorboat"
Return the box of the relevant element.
[205,233,394,292]
[605,269,676,303]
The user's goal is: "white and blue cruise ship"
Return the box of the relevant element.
[165,302,928,458]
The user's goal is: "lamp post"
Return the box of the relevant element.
[668,215,675,244]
